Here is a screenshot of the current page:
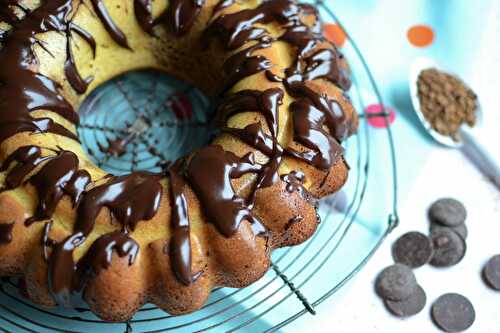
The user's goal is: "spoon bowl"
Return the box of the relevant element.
[409,57,499,188]
[408,56,484,148]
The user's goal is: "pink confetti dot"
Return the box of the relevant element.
[365,104,396,128]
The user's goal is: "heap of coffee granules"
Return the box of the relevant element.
[417,68,478,140]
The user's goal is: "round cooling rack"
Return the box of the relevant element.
[0,0,399,332]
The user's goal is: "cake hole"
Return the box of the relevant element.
[78,70,214,175]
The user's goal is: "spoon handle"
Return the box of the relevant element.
[460,128,500,189]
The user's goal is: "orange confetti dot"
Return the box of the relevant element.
[407,25,434,48]
[323,23,347,47]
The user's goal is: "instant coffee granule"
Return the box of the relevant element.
[417,68,477,140]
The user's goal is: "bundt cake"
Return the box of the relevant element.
[0,0,358,321]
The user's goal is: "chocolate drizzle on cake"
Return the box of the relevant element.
[205,0,353,171]
[281,170,315,205]
[42,220,54,261]
[90,0,130,49]
[0,0,356,304]
[165,0,205,35]
[220,36,273,93]
[0,146,51,190]
[0,1,25,26]
[25,151,90,225]
[134,0,206,36]
[168,161,199,285]
[76,172,163,235]
[47,172,161,304]
[0,0,102,146]
[134,0,154,35]
[186,145,266,237]
[0,222,14,244]
[49,231,139,306]
[64,25,95,94]
[282,170,305,194]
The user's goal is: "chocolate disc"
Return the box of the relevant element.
[483,254,500,291]
[430,229,466,267]
[432,293,475,332]
[392,231,434,268]
[429,198,467,227]
[375,264,418,301]
[385,284,426,317]
[430,222,468,240]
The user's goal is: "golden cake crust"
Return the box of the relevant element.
[0,0,358,321]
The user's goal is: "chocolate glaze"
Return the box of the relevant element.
[286,90,345,170]
[281,170,316,205]
[64,28,94,94]
[0,223,14,244]
[48,232,85,306]
[165,0,205,35]
[76,172,163,235]
[220,37,273,93]
[167,162,203,285]
[90,0,130,49]
[265,70,283,83]
[49,231,139,306]
[212,0,235,16]
[42,220,54,261]
[218,88,282,137]
[0,1,23,26]
[0,146,50,190]
[186,145,266,237]
[281,170,305,194]
[0,0,357,299]
[79,231,139,276]
[206,0,353,172]
[222,123,274,156]
[205,0,300,50]
[64,22,97,93]
[26,151,90,225]
[134,0,154,35]
[133,0,205,37]
[220,89,285,203]
[0,146,91,226]
[0,0,93,146]
[217,87,289,205]
[69,23,97,57]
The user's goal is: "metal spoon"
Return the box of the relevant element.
[409,57,500,189]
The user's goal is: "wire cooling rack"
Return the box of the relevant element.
[0,1,399,332]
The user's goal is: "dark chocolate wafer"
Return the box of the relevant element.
[431,293,475,332]
[375,264,418,301]
[392,231,434,268]
[430,229,466,267]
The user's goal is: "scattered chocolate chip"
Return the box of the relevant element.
[432,293,475,332]
[483,254,500,291]
[429,198,467,227]
[430,229,466,267]
[392,231,434,268]
[430,222,468,240]
[384,284,426,318]
[375,264,418,301]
